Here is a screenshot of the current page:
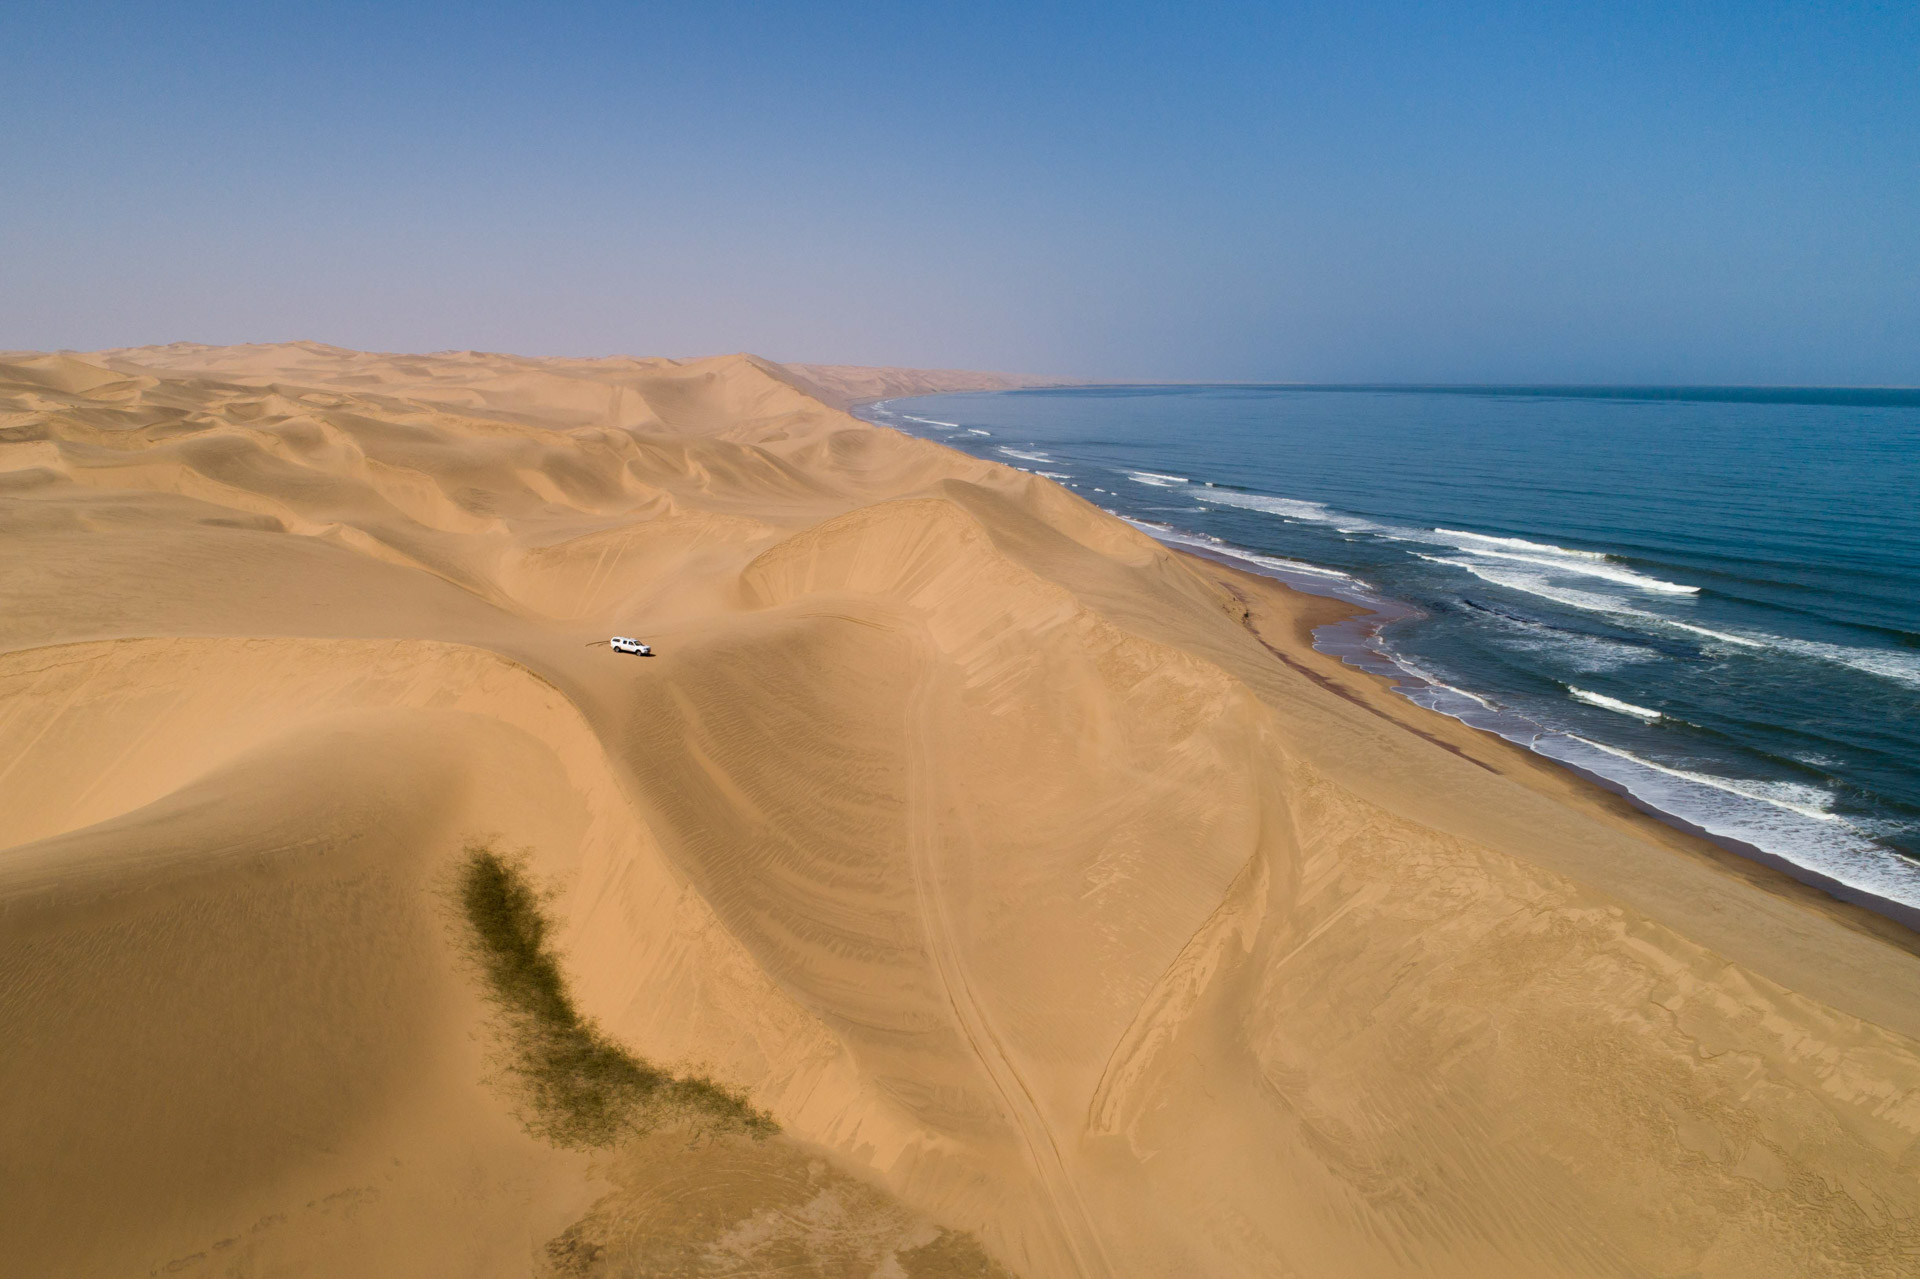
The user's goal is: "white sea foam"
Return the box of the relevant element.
[966,428,991,435]
[1117,512,1920,907]
[902,415,959,428]
[1434,528,1608,561]
[1177,497,1690,591]
[1566,735,1837,821]
[1444,562,1730,643]
[1125,470,1189,486]
[1453,547,1698,594]
[1526,733,1920,908]
[1430,558,1693,623]
[1395,656,1499,710]
[1435,558,1920,690]
[1568,687,1662,720]
[1349,634,1920,907]
[1122,520,1359,581]
[1202,491,1340,522]
[1456,729,1920,908]
[996,447,1052,462]
[1423,527,1696,593]
[1037,470,1073,480]
[1768,637,1920,690]
[1212,547,1357,580]
[1479,612,1659,672]
[1200,489,1400,535]
[1138,508,1920,907]
[1539,639,1653,673]
[1661,619,1767,648]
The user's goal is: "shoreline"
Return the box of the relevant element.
[856,396,1920,938]
[1168,537,1920,939]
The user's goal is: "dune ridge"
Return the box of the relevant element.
[776,362,1068,409]
[2,343,1918,1277]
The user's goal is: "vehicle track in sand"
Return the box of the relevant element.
[903,651,1115,1279]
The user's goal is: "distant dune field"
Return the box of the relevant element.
[2,343,1917,1277]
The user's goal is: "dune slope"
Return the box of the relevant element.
[2,343,1917,1278]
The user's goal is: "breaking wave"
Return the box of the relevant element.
[1442,545,1698,594]
[1123,519,1360,581]
[1565,736,1839,822]
[1202,491,1342,522]
[1568,687,1662,720]
[1436,558,1920,690]
[1434,529,1609,561]
[862,388,1920,915]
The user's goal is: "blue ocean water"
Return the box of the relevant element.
[860,386,1920,915]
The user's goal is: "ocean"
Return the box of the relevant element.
[859,385,1920,918]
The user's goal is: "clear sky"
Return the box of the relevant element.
[4,1,1915,382]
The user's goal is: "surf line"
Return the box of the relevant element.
[844,397,1920,928]
[1143,528,1920,933]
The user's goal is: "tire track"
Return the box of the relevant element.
[903,652,1115,1279]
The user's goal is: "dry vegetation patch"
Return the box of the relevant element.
[456,843,778,1148]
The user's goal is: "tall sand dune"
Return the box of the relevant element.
[2,343,1917,1277]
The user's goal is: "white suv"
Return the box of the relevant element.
[610,636,653,656]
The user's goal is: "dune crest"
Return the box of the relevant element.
[3,345,1917,1277]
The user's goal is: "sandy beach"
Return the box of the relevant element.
[3,343,1918,1277]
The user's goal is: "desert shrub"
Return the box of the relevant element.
[457,844,778,1147]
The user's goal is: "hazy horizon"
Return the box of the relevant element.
[5,1,1915,385]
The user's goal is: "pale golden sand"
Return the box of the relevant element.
[2,344,1917,1277]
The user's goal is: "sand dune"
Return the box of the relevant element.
[778,363,1067,410]
[3,343,1917,1277]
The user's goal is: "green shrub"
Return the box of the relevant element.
[457,844,778,1147]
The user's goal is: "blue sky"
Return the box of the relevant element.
[3,1,1915,382]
